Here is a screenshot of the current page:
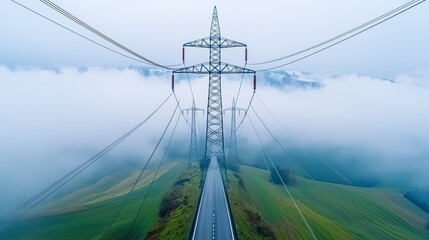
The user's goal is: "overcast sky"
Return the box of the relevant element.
[1,0,428,77]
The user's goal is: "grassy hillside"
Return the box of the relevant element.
[146,167,201,240]
[229,165,429,239]
[0,160,188,240]
[228,172,276,239]
[3,161,428,239]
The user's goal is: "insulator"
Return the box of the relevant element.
[253,74,256,91]
[245,48,248,62]
[172,74,175,91]
[182,47,185,62]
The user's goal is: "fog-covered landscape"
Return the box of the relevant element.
[1,0,428,239]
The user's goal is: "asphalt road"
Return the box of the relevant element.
[192,156,235,240]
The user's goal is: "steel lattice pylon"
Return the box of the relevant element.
[182,100,204,167]
[173,6,255,169]
[225,98,246,170]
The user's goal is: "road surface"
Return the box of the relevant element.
[192,156,235,240]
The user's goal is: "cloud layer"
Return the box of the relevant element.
[241,71,429,187]
[1,65,428,216]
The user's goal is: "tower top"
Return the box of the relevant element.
[210,6,220,37]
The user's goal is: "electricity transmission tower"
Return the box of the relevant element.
[224,98,246,171]
[182,100,204,167]
[173,6,255,170]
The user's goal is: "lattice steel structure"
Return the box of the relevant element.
[224,98,246,170]
[182,100,204,167]
[173,7,255,168]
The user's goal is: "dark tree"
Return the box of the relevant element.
[355,174,379,187]
[404,191,429,214]
[200,158,209,170]
[270,167,296,185]
[226,157,239,171]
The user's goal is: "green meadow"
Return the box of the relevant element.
[1,160,188,240]
[2,161,428,239]
[229,165,429,239]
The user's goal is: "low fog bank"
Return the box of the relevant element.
[0,66,190,216]
[237,71,429,190]
[1,65,429,216]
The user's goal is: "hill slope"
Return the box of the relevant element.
[229,165,429,239]
[0,160,187,240]
[3,162,428,239]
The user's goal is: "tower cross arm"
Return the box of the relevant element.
[224,107,246,113]
[183,37,246,49]
[173,63,255,74]
[173,63,210,74]
[184,37,211,48]
[225,98,247,114]
[182,107,204,113]
[219,37,246,48]
[220,63,255,74]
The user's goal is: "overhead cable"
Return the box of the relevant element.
[173,91,191,128]
[247,114,318,240]
[236,91,255,130]
[103,102,179,238]
[253,0,425,71]
[182,62,196,103]
[254,94,352,184]
[126,109,181,238]
[11,0,157,66]
[235,62,248,105]
[252,95,374,232]
[0,92,174,230]
[40,0,177,69]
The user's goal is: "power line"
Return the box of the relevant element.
[247,114,318,240]
[126,109,181,238]
[12,0,180,68]
[249,102,370,235]
[40,0,177,69]
[251,94,372,233]
[248,105,367,238]
[250,102,353,194]
[236,91,255,130]
[250,104,315,181]
[235,62,248,105]
[178,61,205,165]
[254,93,352,184]
[173,91,191,128]
[0,92,174,230]
[250,0,422,66]
[102,101,179,238]
[10,0,157,66]
[106,100,178,236]
[254,0,426,71]
[182,62,196,103]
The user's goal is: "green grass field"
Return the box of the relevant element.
[229,165,429,239]
[228,171,277,239]
[1,160,188,240]
[146,167,201,240]
[3,161,428,239]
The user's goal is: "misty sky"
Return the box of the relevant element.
[1,0,429,216]
[1,0,428,77]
